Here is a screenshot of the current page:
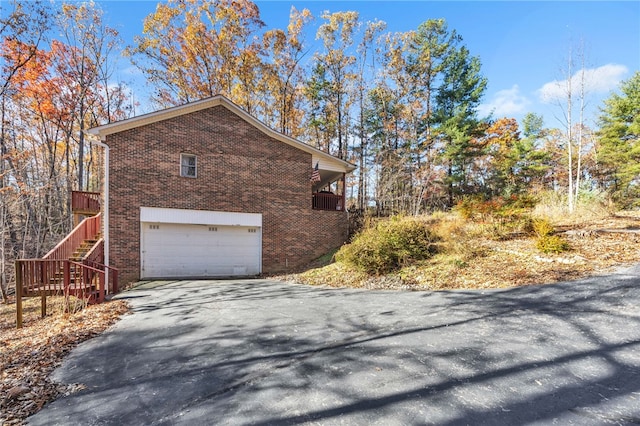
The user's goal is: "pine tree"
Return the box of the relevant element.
[433,37,487,205]
[596,71,640,207]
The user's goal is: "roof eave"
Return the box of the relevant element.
[87,95,356,173]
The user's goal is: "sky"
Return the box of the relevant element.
[97,0,640,128]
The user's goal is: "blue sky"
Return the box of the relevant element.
[100,0,640,128]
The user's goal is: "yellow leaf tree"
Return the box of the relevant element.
[127,0,264,108]
[261,7,312,137]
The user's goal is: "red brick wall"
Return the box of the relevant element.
[106,105,349,284]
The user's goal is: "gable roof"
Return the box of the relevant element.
[87,94,356,173]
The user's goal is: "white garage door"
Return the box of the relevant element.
[139,207,262,279]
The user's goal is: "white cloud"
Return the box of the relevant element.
[478,84,531,118]
[537,63,628,103]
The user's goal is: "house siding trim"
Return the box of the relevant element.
[140,207,262,227]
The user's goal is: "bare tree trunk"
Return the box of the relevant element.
[78,103,85,191]
[566,49,574,214]
[575,48,586,205]
[0,96,8,303]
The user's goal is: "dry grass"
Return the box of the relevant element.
[531,191,615,225]
[0,297,129,425]
[281,211,640,291]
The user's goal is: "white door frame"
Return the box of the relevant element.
[140,207,262,278]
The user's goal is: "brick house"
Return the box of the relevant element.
[87,95,355,284]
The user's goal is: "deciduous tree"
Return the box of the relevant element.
[0,0,50,303]
[353,20,386,210]
[309,10,359,159]
[544,41,591,212]
[261,7,312,137]
[127,0,264,107]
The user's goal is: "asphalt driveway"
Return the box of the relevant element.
[29,265,640,425]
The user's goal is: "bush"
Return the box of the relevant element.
[454,195,505,221]
[530,217,569,254]
[454,195,482,219]
[335,216,439,275]
[507,193,539,209]
[536,235,570,254]
[532,218,554,237]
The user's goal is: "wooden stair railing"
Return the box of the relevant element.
[83,239,118,294]
[44,213,101,261]
[15,212,119,328]
[15,259,115,327]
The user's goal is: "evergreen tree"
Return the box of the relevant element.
[433,40,487,205]
[517,112,552,192]
[407,19,457,159]
[597,71,640,207]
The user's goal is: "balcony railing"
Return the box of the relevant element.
[312,192,344,211]
[71,191,101,215]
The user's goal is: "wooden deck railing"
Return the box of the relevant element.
[15,259,68,296]
[84,238,104,267]
[83,239,118,294]
[72,191,101,214]
[15,258,118,327]
[15,198,117,328]
[44,213,101,260]
[83,261,118,296]
[312,192,344,211]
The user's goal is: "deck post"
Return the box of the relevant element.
[15,261,23,329]
[40,260,48,318]
[110,266,118,294]
[99,271,105,303]
[63,261,71,312]
[341,173,346,211]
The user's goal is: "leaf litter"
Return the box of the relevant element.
[1,298,129,425]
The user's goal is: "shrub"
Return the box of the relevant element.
[476,215,535,241]
[507,193,539,209]
[454,196,481,219]
[531,217,569,254]
[536,235,570,254]
[454,195,505,221]
[532,218,554,237]
[335,216,439,275]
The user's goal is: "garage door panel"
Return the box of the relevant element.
[141,222,261,279]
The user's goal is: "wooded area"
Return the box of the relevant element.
[1,0,639,299]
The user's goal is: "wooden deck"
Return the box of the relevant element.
[14,191,118,328]
[72,190,101,215]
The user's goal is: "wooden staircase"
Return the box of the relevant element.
[15,191,118,328]
[70,236,101,262]
[53,235,105,305]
